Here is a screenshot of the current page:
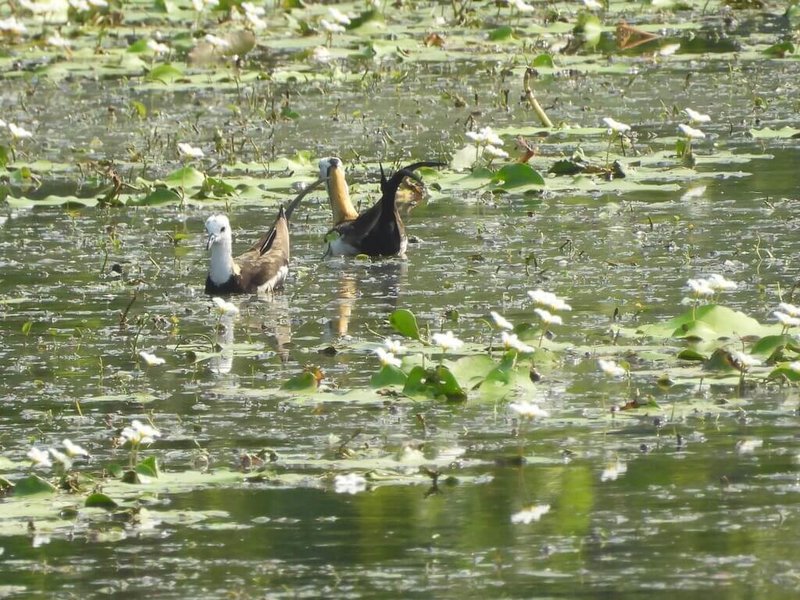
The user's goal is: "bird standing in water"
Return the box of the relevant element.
[204,177,325,295]
[318,157,443,257]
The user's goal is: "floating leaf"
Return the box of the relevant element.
[136,456,160,478]
[488,26,514,42]
[749,335,800,363]
[145,63,183,84]
[389,309,421,340]
[748,126,800,139]
[13,475,57,496]
[85,493,118,510]
[640,305,769,340]
[281,370,320,391]
[532,54,554,68]
[677,348,707,361]
[370,364,407,388]
[126,39,149,53]
[164,166,205,189]
[491,164,545,189]
[763,41,795,58]
[767,363,800,382]
[403,365,467,402]
[135,187,182,206]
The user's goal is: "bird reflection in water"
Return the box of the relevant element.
[329,260,407,338]
[209,295,293,375]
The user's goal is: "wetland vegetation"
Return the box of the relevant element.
[2,0,800,597]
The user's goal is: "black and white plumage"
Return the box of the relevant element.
[318,157,444,257]
[204,207,290,295]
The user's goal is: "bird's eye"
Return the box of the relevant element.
[220,226,226,232]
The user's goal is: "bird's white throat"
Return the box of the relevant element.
[208,239,236,285]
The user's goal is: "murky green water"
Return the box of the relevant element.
[3,2,800,598]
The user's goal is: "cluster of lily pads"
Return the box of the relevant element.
[346,271,800,413]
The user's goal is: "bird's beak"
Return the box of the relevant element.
[206,233,218,251]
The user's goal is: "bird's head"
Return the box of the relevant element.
[205,214,232,251]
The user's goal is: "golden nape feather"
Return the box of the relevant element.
[318,157,445,258]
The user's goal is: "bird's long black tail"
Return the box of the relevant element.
[379,161,446,212]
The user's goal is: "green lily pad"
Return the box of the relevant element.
[490,164,545,190]
[389,309,421,340]
[85,492,119,510]
[370,364,408,388]
[13,475,57,496]
[164,166,205,189]
[403,365,467,402]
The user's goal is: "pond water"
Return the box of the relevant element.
[2,1,800,598]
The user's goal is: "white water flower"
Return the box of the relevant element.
[679,123,705,139]
[27,447,52,468]
[192,0,218,10]
[729,350,759,371]
[600,460,627,482]
[146,39,169,54]
[598,358,627,378]
[706,273,736,291]
[658,43,681,56]
[777,302,800,317]
[139,350,165,366]
[311,46,333,63]
[212,297,239,315]
[46,33,72,50]
[374,347,402,368]
[384,338,406,355]
[178,142,204,158]
[533,308,563,326]
[684,108,711,124]
[508,0,534,12]
[245,12,266,30]
[511,504,550,524]
[603,117,631,133]
[63,439,89,457]
[527,289,572,312]
[328,7,351,25]
[582,0,603,9]
[773,311,800,328]
[241,1,264,16]
[509,401,548,419]
[320,19,345,34]
[686,278,715,297]
[501,332,535,354]
[787,361,800,374]
[0,17,28,35]
[466,126,504,147]
[483,144,509,159]
[49,448,72,468]
[120,419,161,445]
[334,473,367,495]
[19,0,67,15]
[432,331,464,352]
[8,123,33,139]
[490,311,513,330]
[203,34,230,49]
